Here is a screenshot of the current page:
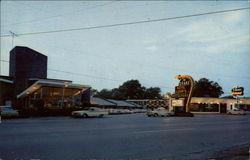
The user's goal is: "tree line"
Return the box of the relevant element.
[97,78,224,100]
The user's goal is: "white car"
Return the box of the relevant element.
[72,107,108,118]
[227,109,246,115]
[147,108,174,117]
[0,107,19,117]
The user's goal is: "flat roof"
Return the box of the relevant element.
[17,79,91,98]
[0,78,13,84]
[29,78,72,83]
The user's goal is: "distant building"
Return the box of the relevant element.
[128,97,250,113]
[189,97,250,113]
[167,97,250,113]
[127,99,168,109]
[91,96,142,109]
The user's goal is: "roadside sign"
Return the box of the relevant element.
[172,99,184,106]
[231,87,244,96]
[172,75,192,98]
[171,75,195,113]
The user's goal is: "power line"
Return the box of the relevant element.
[0,58,249,80]
[1,60,249,92]
[48,68,173,90]
[1,1,116,28]
[1,7,249,37]
[0,59,172,89]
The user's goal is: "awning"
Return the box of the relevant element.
[17,79,91,98]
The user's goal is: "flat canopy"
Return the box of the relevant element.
[17,79,91,99]
[0,78,13,84]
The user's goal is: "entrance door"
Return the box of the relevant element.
[220,103,227,113]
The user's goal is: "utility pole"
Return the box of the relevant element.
[0,31,18,75]
[9,31,18,49]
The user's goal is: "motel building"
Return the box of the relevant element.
[128,96,250,114]
[169,97,250,114]
[127,99,168,109]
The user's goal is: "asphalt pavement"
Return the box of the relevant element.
[0,113,250,160]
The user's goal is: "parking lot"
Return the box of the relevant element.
[0,113,250,160]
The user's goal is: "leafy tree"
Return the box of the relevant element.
[97,79,162,100]
[98,89,113,99]
[144,87,162,99]
[192,78,224,98]
[118,80,146,99]
[111,88,126,100]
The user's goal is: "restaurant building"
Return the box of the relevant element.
[0,46,91,111]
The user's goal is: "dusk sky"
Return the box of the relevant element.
[0,1,249,96]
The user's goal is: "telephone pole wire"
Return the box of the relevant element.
[9,31,18,49]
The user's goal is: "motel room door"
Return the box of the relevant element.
[220,103,227,113]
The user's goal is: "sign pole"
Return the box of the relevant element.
[185,76,194,113]
[174,75,195,113]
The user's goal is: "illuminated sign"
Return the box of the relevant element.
[172,77,191,98]
[231,87,244,96]
[172,99,184,106]
[172,75,194,113]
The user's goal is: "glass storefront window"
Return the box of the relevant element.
[27,86,83,109]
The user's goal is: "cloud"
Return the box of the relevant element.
[146,45,158,52]
[141,38,157,44]
[169,10,249,54]
[175,9,248,42]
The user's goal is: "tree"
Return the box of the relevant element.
[192,78,224,98]
[98,89,113,99]
[118,80,146,99]
[97,79,162,100]
[111,88,126,100]
[144,87,162,99]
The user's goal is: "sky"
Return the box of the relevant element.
[0,1,249,96]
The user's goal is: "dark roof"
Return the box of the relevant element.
[91,97,117,106]
[107,99,138,107]
[0,75,13,80]
[29,78,72,83]
[11,46,46,56]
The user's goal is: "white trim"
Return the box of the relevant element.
[28,78,72,83]
[17,79,91,99]
[0,78,13,84]
[17,81,39,99]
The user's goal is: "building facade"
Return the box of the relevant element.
[10,46,48,96]
[127,99,168,109]
[0,46,91,112]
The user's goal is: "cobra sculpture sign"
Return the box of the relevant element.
[172,75,194,113]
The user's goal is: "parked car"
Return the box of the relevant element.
[108,109,128,114]
[72,107,108,118]
[147,108,174,117]
[227,109,246,115]
[0,107,19,117]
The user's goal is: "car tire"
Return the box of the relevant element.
[154,113,158,117]
[98,114,104,118]
[82,114,88,118]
